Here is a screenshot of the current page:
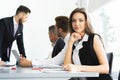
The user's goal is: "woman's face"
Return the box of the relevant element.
[72,12,86,34]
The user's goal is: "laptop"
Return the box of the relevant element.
[12,50,20,62]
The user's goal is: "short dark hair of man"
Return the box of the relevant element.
[55,16,69,33]
[16,5,31,15]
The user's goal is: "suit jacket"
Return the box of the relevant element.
[52,38,65,58]
[0,16,26,61]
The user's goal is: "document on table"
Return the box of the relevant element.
[40,68,68,73]
[32,64,67,72]
[33,64,63,69]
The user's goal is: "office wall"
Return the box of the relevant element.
[0,0,77,61]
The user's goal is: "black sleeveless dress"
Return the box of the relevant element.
[71,34,112,80]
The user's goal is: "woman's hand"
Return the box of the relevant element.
[63,64,81,72]
[69,32,82,44]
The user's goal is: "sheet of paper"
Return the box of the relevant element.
[40,68,67,73]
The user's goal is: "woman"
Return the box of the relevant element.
[63,8,112,80]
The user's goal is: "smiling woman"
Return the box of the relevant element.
[63,8,112,80]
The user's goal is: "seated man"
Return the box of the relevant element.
[19,24,66,67]
[47,25,65,58]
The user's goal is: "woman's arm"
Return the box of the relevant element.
[79,35,109,74]
[63,41,73,65]
[89,35,109,73]
[64,33,82,66]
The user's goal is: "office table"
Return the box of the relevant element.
[0,67,99,80]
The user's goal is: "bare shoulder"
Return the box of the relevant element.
[93,34,102,42]
[93,34,104,47]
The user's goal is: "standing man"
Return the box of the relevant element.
[0,5,31,62]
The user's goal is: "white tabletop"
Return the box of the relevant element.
[0,67,99,80]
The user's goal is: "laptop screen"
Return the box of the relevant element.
[12,50,20,61]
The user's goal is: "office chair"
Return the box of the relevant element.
[118,70,120,80]
[106,52,113,74]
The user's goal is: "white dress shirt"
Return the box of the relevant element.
[46,38,59,59]
[72,34,88,80]
[13,17,18,36]
[32,33,70,67]
[72,34,88,65]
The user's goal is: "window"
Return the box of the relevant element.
[90,0,120,71]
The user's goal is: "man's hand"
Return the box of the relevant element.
[0,61,5,66]
[19,57,32,67]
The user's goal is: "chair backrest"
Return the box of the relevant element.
[106,52,113,74]
[118,71,120,80]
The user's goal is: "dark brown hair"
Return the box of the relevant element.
[16,5,31,15]
[55,16,69,33]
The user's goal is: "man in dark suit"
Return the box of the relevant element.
[0,5,31,62]
[48,25,65,58]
